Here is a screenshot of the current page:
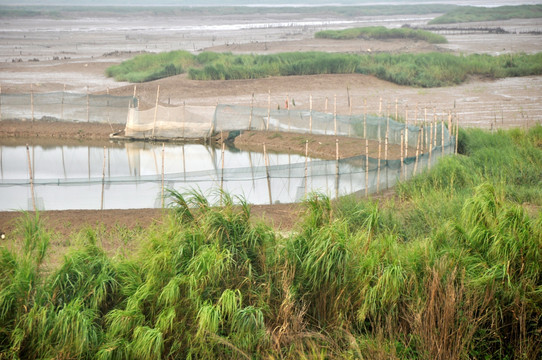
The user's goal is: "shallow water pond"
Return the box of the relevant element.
[0,141,368,211]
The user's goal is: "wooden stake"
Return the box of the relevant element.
[101,146,106,210]
[152,85,160,138]
[378,96,382,116]
[26,145,36,212]
[0,84,2,122]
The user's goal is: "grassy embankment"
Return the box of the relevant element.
[315,26,447,44]
[429,4,542,25]
[1,125,541,359]
[106,49,542,87]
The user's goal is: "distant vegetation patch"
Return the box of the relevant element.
[107,50,542,88]
[430,4,542,24]
[315,26,447,44]
[0,4,457,19]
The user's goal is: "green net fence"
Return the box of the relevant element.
[1,92,456,209]
[0,92,133,124]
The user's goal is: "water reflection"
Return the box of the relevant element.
[0,142,371,211]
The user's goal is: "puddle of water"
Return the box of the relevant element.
[0,142,376,211]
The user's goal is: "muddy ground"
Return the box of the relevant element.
[1,9,541,251]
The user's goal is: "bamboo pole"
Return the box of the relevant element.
[365,137,369,197]
[325,96,328,113]
[31,84,34,122]
[377,135,381,193]
[400,131,404,181]
[348,96,352,137]
[427,114,434,169]
[385,106,390,189]
[101,146,106,210]
[363,99,367,138]
[88,146,90,180]
[287,93,291,132]
[455,116,459,155]
[86,85,90,123]
[378,96,382,116]
[60,84,65,121]
[0,84,2,122]
[309,94,313,134]
[405,105,409,159]
[248,92,254,130]
[424,107,428,152]
[395,98,398,121]
[182,144,186,181]
[413,127,421,175]
[335,138,339,199]
[267,89,271,131]
[26,145,36,212]
[304,140,309,196]
[152,85,160,138]
[161,143,165,209]
[263,143,272,205]
[221,132,225,197]
[441,116,445,156]
[448,110,452,141]
[434,111,438,153]
[333,94,337,136]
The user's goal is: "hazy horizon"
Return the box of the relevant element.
[1,0,540,6]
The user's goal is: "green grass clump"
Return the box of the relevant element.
[430,4,542,24]
[1,126,541,359]
[107,50,542,87]
[315,26,447,44]
[105,50,195,82]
